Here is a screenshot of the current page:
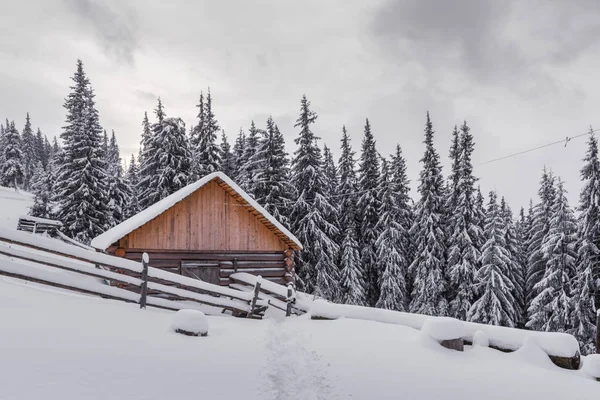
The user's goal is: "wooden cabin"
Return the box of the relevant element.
[91,172,302,286]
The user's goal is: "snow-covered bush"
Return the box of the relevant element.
[171,309,208,337]
[472,330,489,347]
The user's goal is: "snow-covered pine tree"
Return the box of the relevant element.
[219,131,235,178]
[289,95,339,298]
[338,215,366,305]
[124,154,141,219]
[447,121,482,321]
[139,112,151,164]
[237,121,261,196]
[474,186,486,235]
[29,161,53,218]
[337,126,366,305]
[357,118,381,306]
[322,144,340,241]
[337,126,358,232]
[189,92,204,179]
[514,205,531,328]
[106,131,131,225]
[34,128,47,170]
[0,123,5,179]
[500,197,525,326]
[389,144,414,296]
[54,60,112,243]
[409,112,448,316]
[569,131,600,353]
[445,125,461,231]
[191,90,221,180]
[375,159,409,311]
[20,113,37,190]
[2,121,24,191]
[138,99,191,208]
[252,117,293,227]
[527,179,576,333]
[526,168,556,321]
[232,128,246,183]
[468,191,515,326]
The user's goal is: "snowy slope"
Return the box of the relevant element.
[0,277,597,400]
[0,186,33,230]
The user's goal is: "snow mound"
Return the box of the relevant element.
[171,309,209,336]
[582,355,600,378]
[421,317,466,341]
[472,330,489,347]
[513,337,555,369]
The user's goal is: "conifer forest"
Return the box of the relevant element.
[1,60,598,354]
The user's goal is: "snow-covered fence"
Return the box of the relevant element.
[0,227,266,317]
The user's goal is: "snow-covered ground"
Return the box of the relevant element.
[0,277,597,400]
[0,186,598,399]
[0,186,33,229]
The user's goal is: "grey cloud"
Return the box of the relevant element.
[134,90,158,103]
[370,0,524,82]
[66,0,138,64]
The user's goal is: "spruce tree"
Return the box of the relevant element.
[125,154,141,219]
[20,113,37,190]
[29,161,53,218]
[468,191,515,326]
[526,168,556,320]
[570,131,600,353]
[447,121,482,321]
[106,131,131,225]
[338,216,366,305]
[54,60,112,243]
[0,123,6,179]
[219,131,235,178]
[237,121,261,196]
[252,117,293,226]
[337,126,358,232]
[527,179,576,333]
[389,145,414,295]
[289,95,339,298]
[191,90,220,179]
[2,121,24,191]
[35,128,48,170]
[232,128,246,183]
[357,118,381,306]
[138,99,191,208]
[500,198,526,326]
[409,113,448,316]
[375,159,409,311]
[337,126,366,305]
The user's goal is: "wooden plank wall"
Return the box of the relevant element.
[121,181,289,252]
[113,250,287,286]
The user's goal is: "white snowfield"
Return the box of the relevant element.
[0,277,598,400]
[235,272,581,359]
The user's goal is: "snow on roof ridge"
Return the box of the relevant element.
[91,172,302,251]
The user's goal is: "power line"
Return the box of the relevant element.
[477,128,597,166]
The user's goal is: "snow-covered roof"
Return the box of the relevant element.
[91,172,302,251]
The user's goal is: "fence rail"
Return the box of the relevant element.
[0,227,266,318]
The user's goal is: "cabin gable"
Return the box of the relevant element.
[121,180,289,252]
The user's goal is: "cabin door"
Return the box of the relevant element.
[180,262,220,285]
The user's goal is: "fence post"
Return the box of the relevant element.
[596,310,599,354]
[247,277,261,318]
[286,283,294,317]
[139,252,149,309]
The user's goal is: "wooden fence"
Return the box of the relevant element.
[0,227,269,318]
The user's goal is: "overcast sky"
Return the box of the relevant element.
[1,0,599,211]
